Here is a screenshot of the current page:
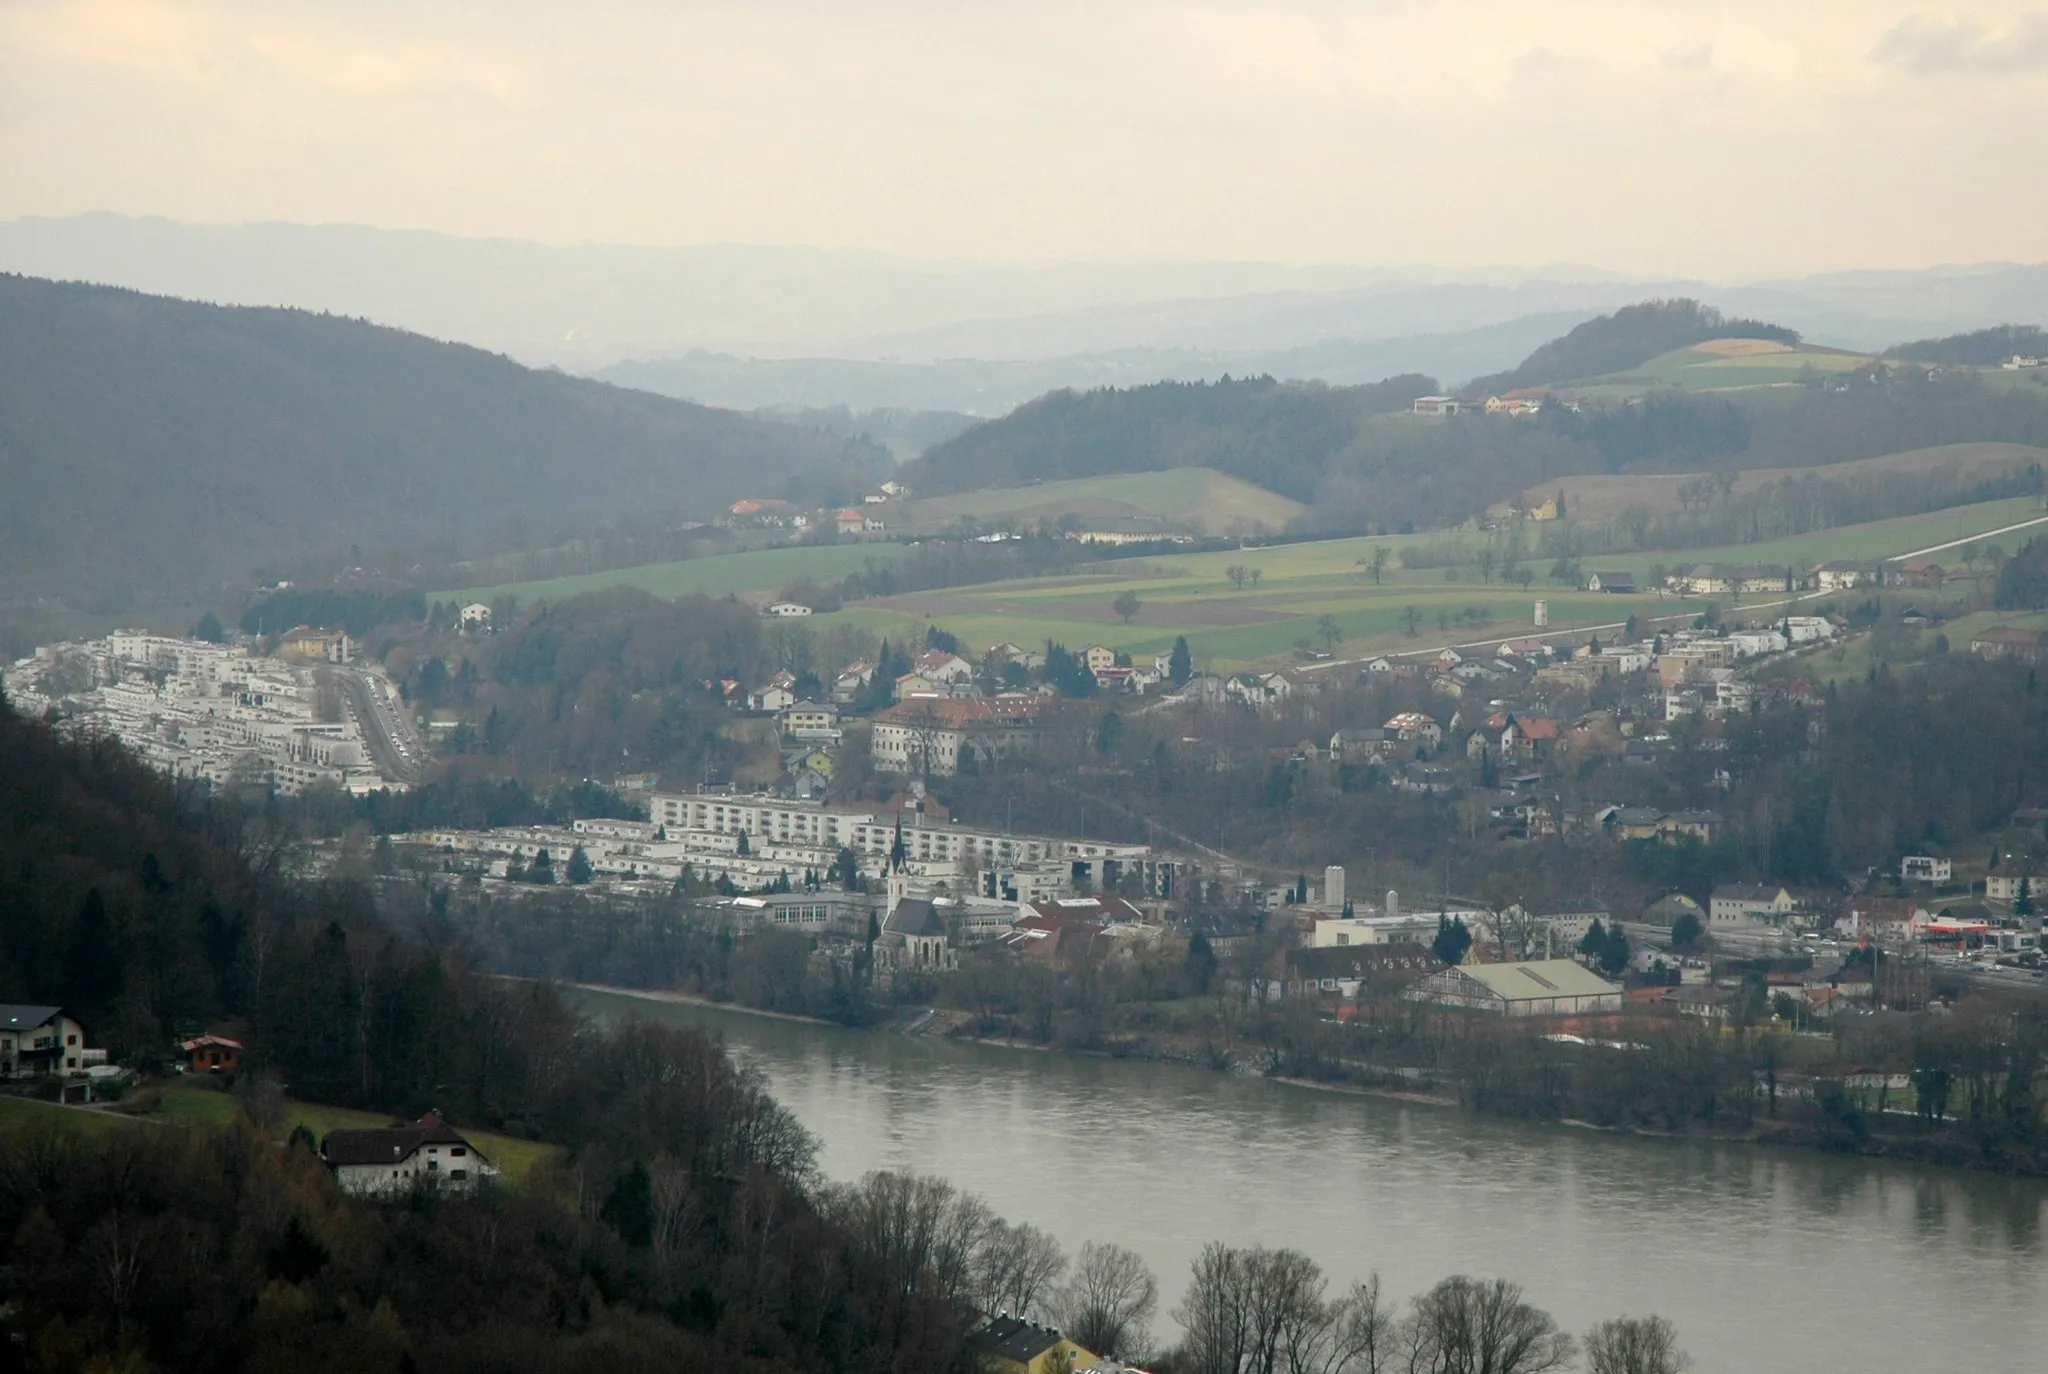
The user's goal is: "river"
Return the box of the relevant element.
[574,989,2048,1371]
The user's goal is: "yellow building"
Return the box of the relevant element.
[970,1318,1099,1374]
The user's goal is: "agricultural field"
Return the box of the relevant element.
[812,495,2048,671]
[1489,444,2048,523]
[439,540,912,609]
[891,467,1307,536]
[1576,339,1873,394]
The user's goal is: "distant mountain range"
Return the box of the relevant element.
[0,275,879,624]
[4,217,2045,416]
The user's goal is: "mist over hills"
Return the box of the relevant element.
[0,275,879,621]
[597,313,1593,417]
[5,217,2043,416]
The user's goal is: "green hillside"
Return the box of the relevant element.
[0,274,883,618]
[898,467,1307,535]
[811,495,2048,671]
[441,541,915,607]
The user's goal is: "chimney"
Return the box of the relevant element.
[1324,865,1345,912]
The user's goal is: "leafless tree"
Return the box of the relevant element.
[1056,1240,1159,1358]
[976,1219,1070,1321]
[1227,565,1250,590]
[1583,1315,1693,1374]
[1174,1243,1392,1374]
[1399,1275,1574,1374]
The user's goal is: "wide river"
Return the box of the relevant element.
[576,988,2048,1371]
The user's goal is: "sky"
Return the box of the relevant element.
[3,0,2046,278]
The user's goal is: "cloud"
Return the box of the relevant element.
[1872,12,2048,75]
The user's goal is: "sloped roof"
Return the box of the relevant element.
[320,1113,482,1168]
[0,1005,64,1032]
[1452,960,1621,1003]
[885,899,948,938]
[972,1318,1067,1364]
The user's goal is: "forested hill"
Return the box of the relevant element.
[0,275,883,615]
[900,374,1437,498]
[900,365,2048,536]
[1892,324,2048,366]
[1466,298,1800,394]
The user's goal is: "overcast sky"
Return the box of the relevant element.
[3,0,2045,277]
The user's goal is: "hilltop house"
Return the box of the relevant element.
[320,1112,499,1197]
[0,1005,91,1079]
[870,695,1040,776]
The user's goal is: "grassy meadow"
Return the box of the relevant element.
[438,540,913,608]
[0,1083,557,1187]
[815,495,2048,670]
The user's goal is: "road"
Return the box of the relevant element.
[315,663,424,786]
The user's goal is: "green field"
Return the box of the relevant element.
[434,491,2048,672]
[438,541,913,608]
[2,1083,556,1186]
[898,467,1307,535]
[1583,342,1872,393]
[809,496,2048,670]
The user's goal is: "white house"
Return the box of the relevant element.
[458,603,493,629]
[321,1112,499,1197]
[1901,855,1952,884]
[910,651,975,689]
[0,1005,91,1079]
[1709,883,1795,928]
[764,602,813,618]
[1987,871,2043,903]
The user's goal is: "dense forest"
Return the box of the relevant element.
[899,374,1438,498]
[1466,298,1800,395]
[0,696,1000,1374]
[1892,324,2048,366]
[0,275,885,618]
[908,360,2048,536]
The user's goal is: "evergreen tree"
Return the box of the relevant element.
[1432,914,1472,966]
[530,848,555,884]
[1169,635,1193,686]
[567,844,594,885]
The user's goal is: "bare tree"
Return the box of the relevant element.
[976,1219,1070,1321]
[1227,565,1250,590]
[1583,1315,1692,1374]
[1317,615,1344,650]
[1113,591,1143,623]
[1249,568,1264,587]
[1401,607,1423,637]
[1476,547,1497,585]
[1174,1243,1389,1374]
[1400,1276,1574,1374]
[1056,1240,1159,1359]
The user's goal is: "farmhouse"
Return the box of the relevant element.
[1971,627,2045,663]
[320,1113,499,1196]
[1585,571,1636,594]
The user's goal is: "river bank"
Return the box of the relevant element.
[571,981,2046,1176]
[565,981,2048,1374]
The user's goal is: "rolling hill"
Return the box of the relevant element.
[1488,443,2048,522]
[895,468,1308,536]
[1466,299,1800,395]
[0,275,882,618]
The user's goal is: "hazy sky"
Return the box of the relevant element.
[3,0,2046,276]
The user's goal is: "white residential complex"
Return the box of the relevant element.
[4,632,409,795]
[400,788,1183,904]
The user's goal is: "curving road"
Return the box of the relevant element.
[314,663,424,786]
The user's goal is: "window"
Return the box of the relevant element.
[67,1034,77,1045]
[450,1147,466,1157]
[451,1169,468,1180]
[428,1160,439,1171]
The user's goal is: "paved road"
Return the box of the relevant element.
[315,664,424,786]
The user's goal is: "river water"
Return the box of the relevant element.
[575,989,2048,1371]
